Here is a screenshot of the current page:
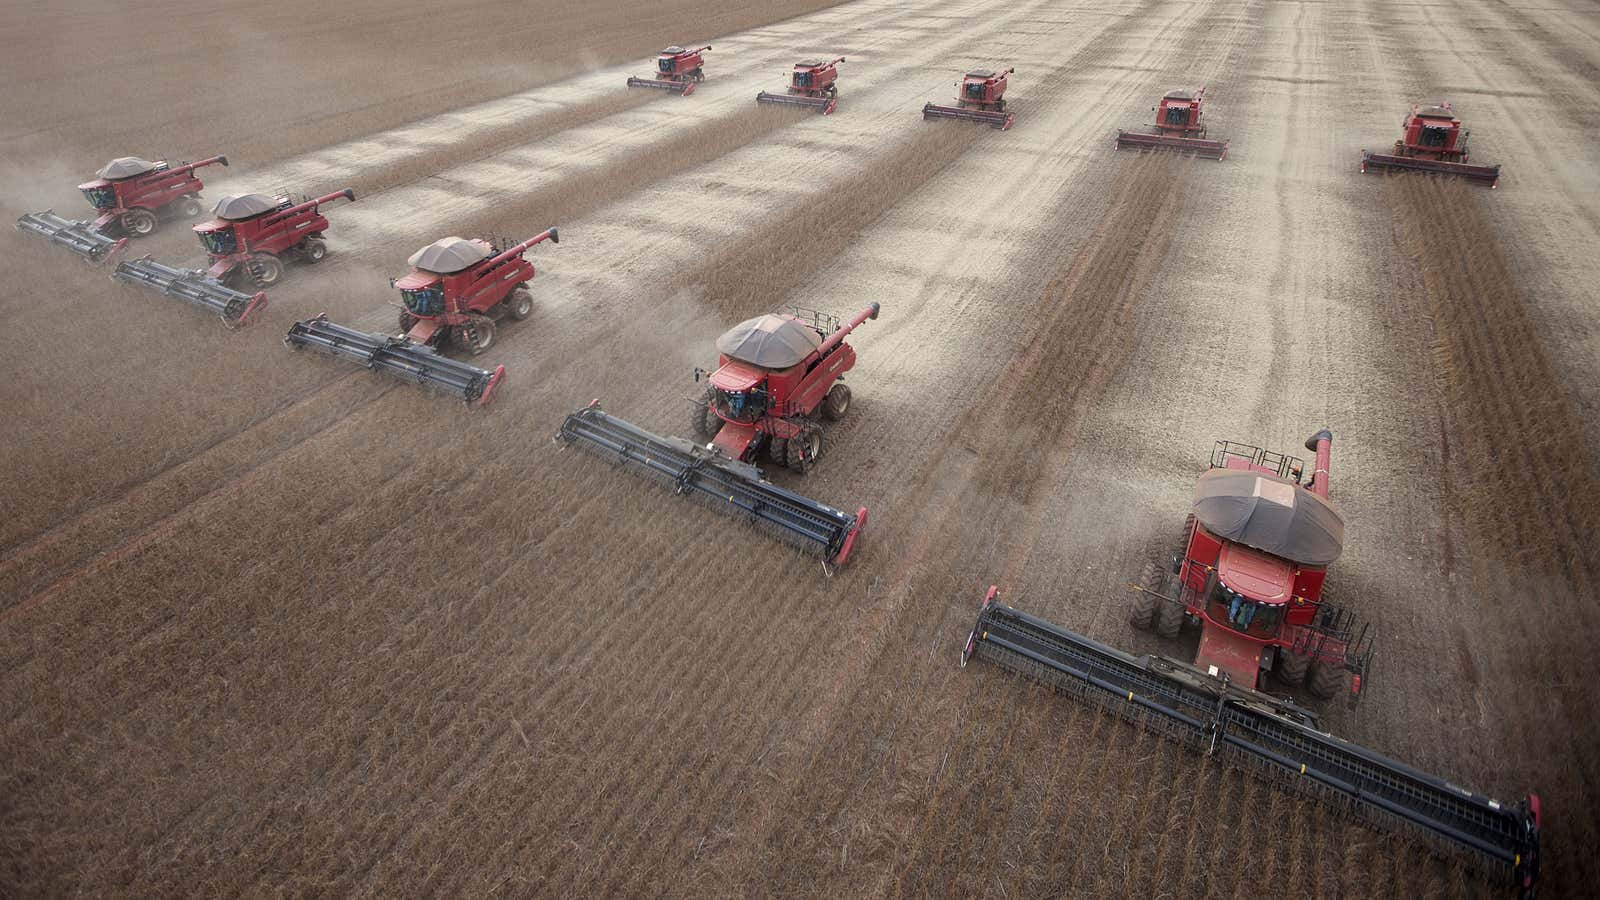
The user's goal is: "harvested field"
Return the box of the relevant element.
[3,0,1598,896]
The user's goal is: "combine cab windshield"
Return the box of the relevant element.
[1207,582,1283,640]
[81,186,116,209]
[713,388,768,423]
[965,81,986,100]
[658,56,676,73]
[794,70,813,87]
[1164,105,1189,126]
[401,284,446,317]
[197,227,237,255]
[1419,125,1450,148]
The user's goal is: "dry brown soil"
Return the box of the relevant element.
[3,0,1598,896]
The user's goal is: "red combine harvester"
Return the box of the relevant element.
[556,303,880,570]
[285,228,559,406]
[1115,87,1229,159]
[627,45,711,95]
[923,66,1015,130]
[961,431,1541,896]
[1361,101,1501,187]
[193,189,356,287]
[691,303,879,473]
[15,154,228,262]
[756,57,845,114]
[1128,430,1372,698]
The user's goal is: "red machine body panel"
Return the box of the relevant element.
[1196,622,1263,686]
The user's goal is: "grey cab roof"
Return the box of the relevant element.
[212,193,279,220]
[1192,468,1345,566]
[97,157,159,180]
[1164,89,1196,100]
[716,313,823,369]
[1417,105,1455,118]
[967,69,996,78]
[409,237,492,273]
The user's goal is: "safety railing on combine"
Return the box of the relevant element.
[1211,440,1305,481]
[962,591,1539,898]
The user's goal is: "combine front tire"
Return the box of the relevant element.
[1130,562,1161,630]
[768,437,789,464]
[1308,661,1346,699]
[822,383,852,421]
[1277,650,1310,686]
[249,254,284,287]
[786,424,821,474]
[507,284,534,321]
[455,314,496,355]
[1155,593,1184,638]
[690,389,720,441]
[123,208,158,236]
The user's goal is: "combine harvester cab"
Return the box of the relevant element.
[756,57,844,115]
[555,302,881,569]
[16,153,227,261]
[284,227,559,406]
[962,590,1541,895]
[1361,101,1501,187]
[627,45,711,95]
[1131,430,1373,699]
[1115,87,1229,160]
[923,66,1015,130]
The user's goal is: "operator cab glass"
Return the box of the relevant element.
[82,186,116,209]
[1165,105,1189,125]
[794,69,813,87]
[659,56,676,73]
[401,284,445,316]
[1419,125,1450,147]
[198,227,237,255]
[1207,582,1283,640]
[965,81,986,100]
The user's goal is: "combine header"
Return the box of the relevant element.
[1116,87,1229,159]
[962,593,1541,894]
[16,154,227,261]
[284,228,559,405]
[627,45,711,95]
[1361,102,1501,187]
[756,57,844,114]
[923,66,1015,130]
[555,302,880,568]
[113,258,268,327]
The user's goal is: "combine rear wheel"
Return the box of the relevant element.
[455,314,496,355]
[786,424,821,474]
[249,254,283,288]
[690,389,720,441]
[507,284,534,321]
[123,208,158,236]
[299,238,327,264]
[1276,649,1310,686]
[1308,661,1346,699]
[177,196,204,218]
[1130,562,1161,630]
[822,383,852,421]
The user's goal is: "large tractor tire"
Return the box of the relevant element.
[822,383,852,421]
[690,389,720,441]
[1276,649,1310,686]
[768,437,789,464]
[1130,562,1161,630]
[785,424,821,474]
[1307,661,1346,699]
[454,314,496,355]
[249,254,284,288]
[506,284,534,321]
[1155,591,1185,638]
[123,208,158,236]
